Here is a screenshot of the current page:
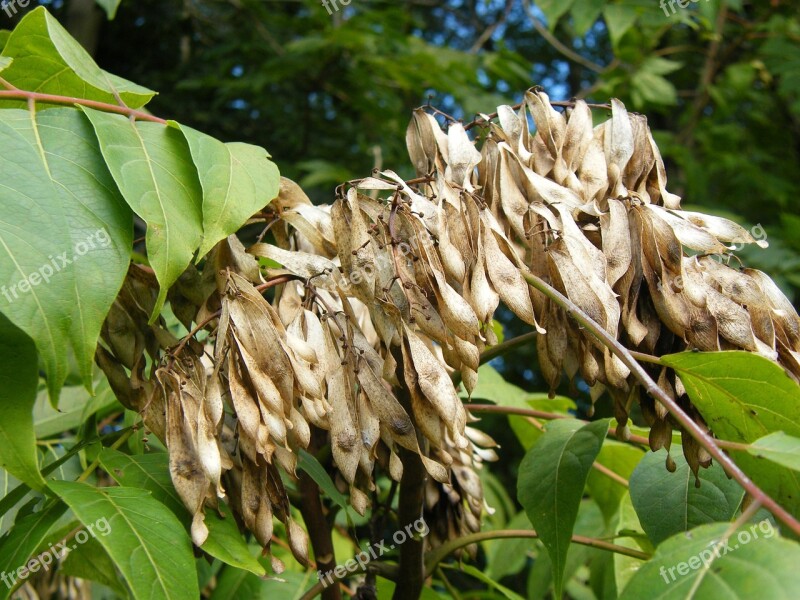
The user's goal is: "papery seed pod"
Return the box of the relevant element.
[108,89,800,569]
[286,519,310,565]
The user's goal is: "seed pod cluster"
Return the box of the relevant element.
[95,89,800,564]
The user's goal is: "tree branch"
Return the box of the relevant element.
[464,403,749,453]
[392,381,427,600]
[469,0,514,54]
[522,271,800,537]
[424,529,650,576]
[521,0,606,73]
[452,330,538,385]
[463,94,611,132]
[298,428,341,600]
[0,82,166,124]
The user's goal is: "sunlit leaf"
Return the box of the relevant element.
[0,7,153,108]
[0,108,131,400]
[81,107,202,321]
[49,480,199,600]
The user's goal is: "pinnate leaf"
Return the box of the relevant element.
[174,123,279,257]
[517,418,608,598]
[99,448,265,576]
[619,522,800,599]
[629,448,744,545]
[0,7,153,108]
[0,315,44,491]
[662,351,800,518]
[48,480,199,600]
[81,107,203,321]
[0,108,132,400]
[746,432,800,472]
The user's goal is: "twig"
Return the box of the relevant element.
[424,529,650,576]
[76,426,136,483]
[464,93,611,131]
[521,0,606,73]
[452,330,538,385]
[0,86,166,124]
[678,4,727,146]
[298,428,341,600]
[464,403,749,452]
[436,567,463,599]
[522,271,800,537]
[392,380,427,600]
[630,350,663,365]
[592,461,629,488]
[469,0,514,54]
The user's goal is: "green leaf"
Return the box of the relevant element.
[375,576,446,600]
[619,522,800,599]
[641,56,683,76]
[0,7,153,108]
[570,0,605,36]
[746,432,800,472]
[81,107,203,321]
[603,4,639,46]
[99,449,265,576]
[0,467,23,535]
[631,71,678,106]
[517,418,609,598]
[61,536,127,596]
[533,0,575,30]
[0,501,67,600]
[34,377,118,438]
[0,315,45,491]
[461,364,529,405]
[464,365,574,408]
[48,480,199,600]
[527,500,609,600]
[202,505,267,577]
[0,108,133,400]
[485,511,534,581]
[511,397,577,450]
[211,567,312,600]
[586,440,643,523]
[613,492,650,592]
[173,123,280,257]
[661,351,800,438]
[99,449,185,515]
[662,351,800,517]
[444,563,526,600]
[95,0,122,19]
[298,449,356,524]
[629,448,744,545]
[459,364,576,448]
